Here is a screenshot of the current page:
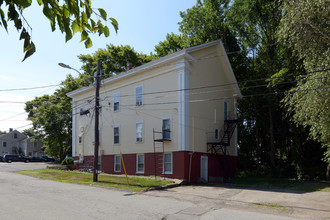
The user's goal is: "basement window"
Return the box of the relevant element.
[114,154,121,172]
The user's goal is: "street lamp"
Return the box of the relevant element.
[58,63,93,85]
[59,62,101,182]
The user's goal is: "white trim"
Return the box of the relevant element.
[177,60,190,151]
[72,99,76,157]
[113,125,120,145]
[200,155,208,182]
[113,92,120,112]
[161,116,172,140]
[135,121,144,143]
[114,154,121,172]
[135,85,144,107]
[136,154,144,174]
[163,152,173,174]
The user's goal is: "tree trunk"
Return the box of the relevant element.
[268,98,275,169]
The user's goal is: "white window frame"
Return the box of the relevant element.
[136,154,144,173]
[14,133,17,139]
[114,154,121,172]
[135,121,144,143]
[135,85,143,106]
[163,152,173,174]
[162,116,172,140]
[3,141,7,147]
[114,125,120,145]
[113,92,120,112]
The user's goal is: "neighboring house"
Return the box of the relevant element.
[67,40,242,183]
[0,128,44,157]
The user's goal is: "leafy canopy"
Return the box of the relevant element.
[0,0,118,61]
[279,0,330,163]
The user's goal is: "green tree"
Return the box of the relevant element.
[78,44,154,78]
[155,0,247,75]
[0,0,118,60]
[154,33,187,57]
[279,0,330,172]
[21,128,37,137]
[25,75,85,160]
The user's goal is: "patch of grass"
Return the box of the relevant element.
[253,202,287,212]
[226,176,330,192]
[19,169,173,192]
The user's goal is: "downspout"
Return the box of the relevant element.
[188,151,192,184]
[188,117,195,184]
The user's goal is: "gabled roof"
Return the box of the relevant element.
[67,40,242,98]
[0,129,27,140]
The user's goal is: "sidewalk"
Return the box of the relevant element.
[144,185,330,219]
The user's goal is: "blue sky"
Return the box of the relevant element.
[0,0,196,132]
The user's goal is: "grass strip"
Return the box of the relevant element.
[19,169,173,192]
[253,202,287,212]
[226,176,330,192]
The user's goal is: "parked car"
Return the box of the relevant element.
[0,156,3,162]
[42,156,55,162]
[3,155,30,163]
[30,157,44,162]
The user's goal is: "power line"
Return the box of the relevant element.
[0,84,60,92]
[100,69,329,100]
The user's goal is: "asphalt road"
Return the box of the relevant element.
[0,163,308,219]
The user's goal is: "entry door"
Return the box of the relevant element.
[200,156,208,182]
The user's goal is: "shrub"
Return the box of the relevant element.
[61,158,74,165]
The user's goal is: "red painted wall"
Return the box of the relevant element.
[74,151,237,183]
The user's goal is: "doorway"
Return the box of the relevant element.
[200,155,208,182]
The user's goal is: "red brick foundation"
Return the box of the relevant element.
[75,151,236,183]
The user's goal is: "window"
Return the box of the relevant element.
[114,154,121,172]
[162,117,171,140]
[135,85,143,106]
[163,153,172,174]
[136,154,144,173]
[224,102,228,121]
[136,121,144,142]
[14,133,17,139]
[34,142,38,147]
[114,126,120,144]
[215,129,219,140]
[114,92,120,112]
[78,136,82,144]
[3,142,7,147]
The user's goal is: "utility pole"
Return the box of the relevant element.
[93,61,101,182]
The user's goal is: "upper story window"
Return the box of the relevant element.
[14,133,17,139]
[78,136,82,144]
[215,129,219,140]
[114,92,120,112]
[224,101,228,121]
[162,117,171,140]
[3,141,7,147]
[135,85,143,106]
[136,121,144,143]
[114,126,120,144]
[34,142,38,147]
